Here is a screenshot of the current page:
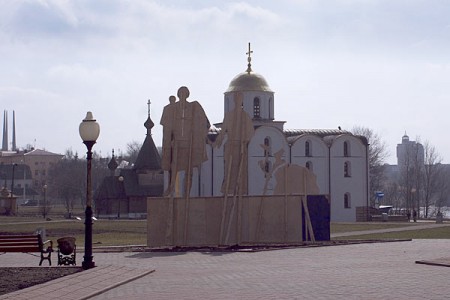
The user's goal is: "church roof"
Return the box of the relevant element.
[119,169,163,197]
[284,129,350,138]
[94,169,163,200]
[226,43,272,93]
[94,176,126,199]
[284,129,368,145]
[226,71,273,93]
[134,116,162,171]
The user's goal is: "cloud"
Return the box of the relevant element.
[1,0,450,163]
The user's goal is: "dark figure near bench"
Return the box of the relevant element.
[407,210,411,222]
[413,210,417,222]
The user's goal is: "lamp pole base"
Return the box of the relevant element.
[82,205,95,270]
[82,260,96,270]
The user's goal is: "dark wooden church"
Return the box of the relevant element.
[94,109,163,218]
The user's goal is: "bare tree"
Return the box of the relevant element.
[48,149,111,217]
[124,141,142,165]
[384,182,403,213]
[412,137,424,218]
[48,149,85,217]
[422,141,442,218]
[352,126,389,206]
[397,136,424,215]
[434,166,450,215]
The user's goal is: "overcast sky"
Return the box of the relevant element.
[1,0,449,164]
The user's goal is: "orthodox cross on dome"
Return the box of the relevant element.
[145,99,154,135]
[147,99,151,117]
[246,42,253,73]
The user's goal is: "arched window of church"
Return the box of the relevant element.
[344,193,351,208]
[305,140,312,157]
[264,161,272,178]
[253,97,260,119]
[306,161,313,172]
[263,137,272,157]
[344,161,351,177]
[344,141,351,157]
[269,97,273,119]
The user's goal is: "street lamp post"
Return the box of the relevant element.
[117,176,124,219]
[79,111,100,270]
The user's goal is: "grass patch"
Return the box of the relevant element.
[1,216,448,246]
[0,218,147,246]
[333,226,450,240]
[331,222,423,234]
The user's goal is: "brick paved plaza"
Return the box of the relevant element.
[91,240,450,300]
[2,238,449,299]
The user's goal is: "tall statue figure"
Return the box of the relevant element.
[160,86,210,196]
[214,92,255,195]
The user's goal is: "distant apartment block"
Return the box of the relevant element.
[0,149,63,194]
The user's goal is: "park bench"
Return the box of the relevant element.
[0,234,53,266]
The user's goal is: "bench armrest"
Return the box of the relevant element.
[43,240,53,252]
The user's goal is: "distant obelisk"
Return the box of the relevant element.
[2,110,8,151]
[12,110,16,151]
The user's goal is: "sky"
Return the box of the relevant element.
[1,0,450,164]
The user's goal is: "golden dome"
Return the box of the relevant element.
[226,71,273,92]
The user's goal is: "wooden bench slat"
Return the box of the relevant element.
[0,241,39,247]
[0,237,38,242]
[0,246,41,252]
[0,234,53,266]
[0,235,38,240]
[0,240,38,244]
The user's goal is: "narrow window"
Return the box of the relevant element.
[344,141,350,157]
[269,97,273,119]
[344,193,351,208]
[264,161,272,178]
[263,137,272,157]
[253,97,260,119]
[344,161,351,177]
[305,140,312,157]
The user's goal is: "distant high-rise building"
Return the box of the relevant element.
[396,133,424,167]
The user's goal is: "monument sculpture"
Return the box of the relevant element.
[160,86,210,197]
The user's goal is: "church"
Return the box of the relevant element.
[164,45,370,223]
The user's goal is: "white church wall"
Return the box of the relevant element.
[290,135,330,194]
[211,142,226,196]
[248,126,289,195]
[171,145,221,198]
[199,141,226,197]
[225,91,274,120]
[329,135,368,222]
